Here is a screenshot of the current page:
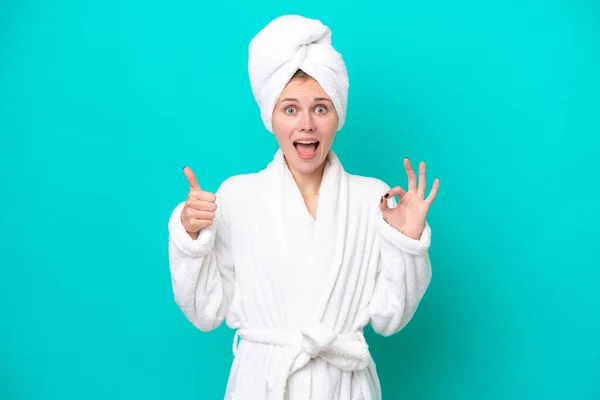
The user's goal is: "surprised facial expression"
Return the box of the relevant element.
[271,77,339,177]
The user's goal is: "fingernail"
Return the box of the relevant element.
[183,166,186,170]
[384,193,390,198]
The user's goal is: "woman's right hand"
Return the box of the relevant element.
[181,166,217,239]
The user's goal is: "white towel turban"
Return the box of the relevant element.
[248,15,349,133]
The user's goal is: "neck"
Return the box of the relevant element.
[286,156,327,198]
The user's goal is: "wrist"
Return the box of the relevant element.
[181,214,200,240]
[401,229,422,240]
[383,216,422,240]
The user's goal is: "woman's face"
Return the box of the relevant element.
[271,76,339,177]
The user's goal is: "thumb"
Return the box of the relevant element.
[183,166,201,190]
[379,194,390,213]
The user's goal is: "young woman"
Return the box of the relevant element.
[168,14,440,400]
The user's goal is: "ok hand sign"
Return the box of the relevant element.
[379,158,439,240]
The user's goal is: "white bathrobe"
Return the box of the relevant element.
[168,149,432,400]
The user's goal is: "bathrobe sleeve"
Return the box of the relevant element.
[167,193,235,332]
[369,194,433,337]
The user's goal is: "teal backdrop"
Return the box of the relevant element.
[1,0,599,399]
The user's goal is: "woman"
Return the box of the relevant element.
[168,14,440,400]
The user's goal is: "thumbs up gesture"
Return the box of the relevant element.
[181,166,217,239]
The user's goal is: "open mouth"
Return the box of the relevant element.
[293,140,320,156]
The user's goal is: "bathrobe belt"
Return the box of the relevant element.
[232,320,371,399]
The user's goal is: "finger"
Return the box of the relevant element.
[417,161,426,198]
[183,166,201,190]
[379,194,390,213]
[426,178,440,204]
[380,186,405,212]
[186,198,218,212]
[404,158,417,192]
[187,209,216,221]
[386,186,407,199]
[188,189,216,203]
[189,218,213,230]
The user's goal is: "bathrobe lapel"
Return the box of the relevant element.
[273,149,349,323]
[235,151,371,400]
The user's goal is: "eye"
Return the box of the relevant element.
[315,105,328,114]
[284,106,297,115]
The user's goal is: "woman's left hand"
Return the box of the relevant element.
[379,158,440,240]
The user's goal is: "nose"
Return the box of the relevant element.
[299,112,315,132]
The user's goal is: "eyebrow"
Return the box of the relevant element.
[279,97,333,104]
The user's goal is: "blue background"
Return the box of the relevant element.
[1,0,599,398]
